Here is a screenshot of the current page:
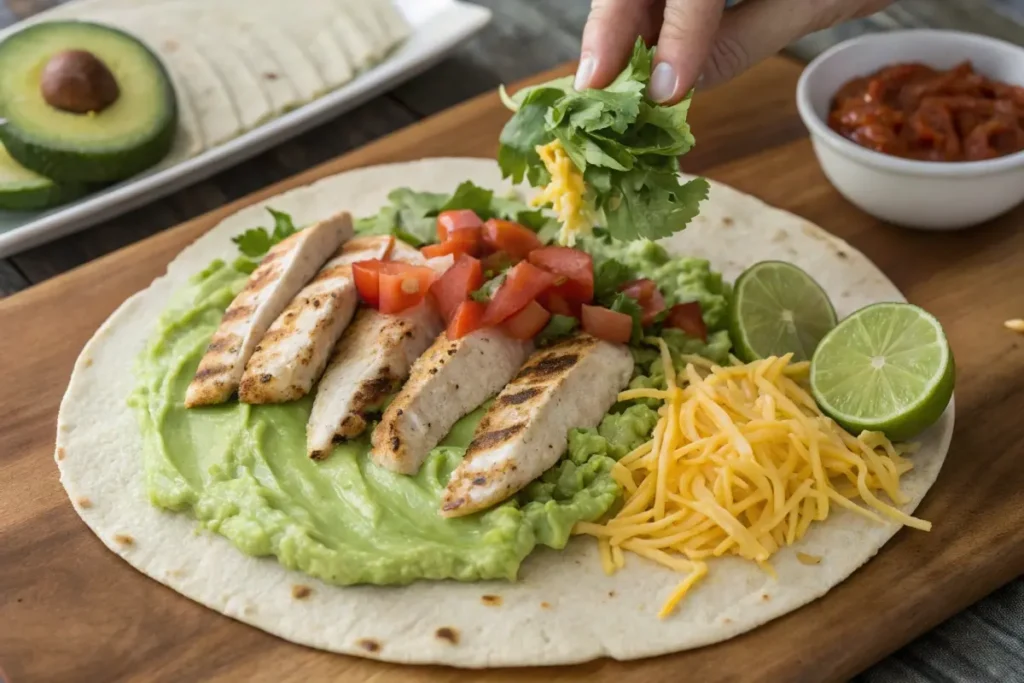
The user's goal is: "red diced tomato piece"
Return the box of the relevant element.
[619,278,667,325]
[377,263,436,314]
[437,210,483,242]
[428,254,483,321]
[481,218,543,259]
[447,300,486,340]
[581,304,632,344]
[483,261,557,325]
[540,290,577,317]
[665,302,708,341]
[352,259,386,307]
[421,240,472,260]
[501,300,551,340]
[527,246,594,303]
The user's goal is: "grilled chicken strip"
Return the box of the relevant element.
[184,213,350,407]
[237,235,395,404]
[440,334,633,517]
[307,301,443,459]
[371,329,532,474]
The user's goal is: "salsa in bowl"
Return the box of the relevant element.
[797,30,1024,230]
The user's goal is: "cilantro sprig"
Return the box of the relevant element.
[231,208,298,273]
[497,37,710,243]
[354,181,558,247]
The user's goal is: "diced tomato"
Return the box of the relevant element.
[447,300,486,340]
[540,290,577,317]
[619,278,667,325]
[581,305,633,344]
[480,250,518,276]
[665,302,708,342]
[501,300,551,340]
[620,278,657,302]
[352,259,387,307]
[428,254,483,321]
[437,210,483,242]
[421,240,472,260]
[483,261,557,325]
[377,263,436,314]
[481,218,543,259]
[527,247,594,303]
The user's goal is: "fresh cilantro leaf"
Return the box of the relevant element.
[231,227,273,258]
[608,292,644,344]
[535,314,578,346]
[439,181,494,216]
[593,259,634,303]
[498,87,562,186]
[230,207,299,262]
[268,208,298,242]
[496,37,709,243]
[470,273,506,303]
[605,174,710,243]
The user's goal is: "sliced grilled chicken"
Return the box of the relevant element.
[184,213,350,407]
[307,301,443,459]
[371,329,532,474]
[440,334,633,517]
[237,235,394,404]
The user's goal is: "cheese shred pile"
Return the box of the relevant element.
[575,345,930,618]
[532,140,595,245]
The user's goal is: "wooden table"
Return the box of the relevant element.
[1,2,1024,682]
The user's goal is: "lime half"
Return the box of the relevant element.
[730,261,837,362]
[810,302,954,441]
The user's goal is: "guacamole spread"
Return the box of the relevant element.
[131,259,634,585]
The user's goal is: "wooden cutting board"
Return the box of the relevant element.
[2,57,1023,683]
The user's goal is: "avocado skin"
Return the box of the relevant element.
[0,110,177,184]
[0,21,178,184]
[0,180,88,211]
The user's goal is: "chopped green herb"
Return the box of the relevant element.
[497,37,710,243]
[535,314,578,346]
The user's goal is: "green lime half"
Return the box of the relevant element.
[729,261,837,362]
[810,302,954,441]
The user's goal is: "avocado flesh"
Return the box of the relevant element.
[0,141,85,210]
[0,21,177,183]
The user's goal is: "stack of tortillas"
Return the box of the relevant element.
[5,0,410,163]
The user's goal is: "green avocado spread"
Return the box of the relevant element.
[130,259,648,585]
[131,219,731,586]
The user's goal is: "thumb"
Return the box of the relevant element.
[577,0,655,90]
[647,0,724,104]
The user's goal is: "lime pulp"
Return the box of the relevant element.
[809,302,953,441]
[729,261,837,362]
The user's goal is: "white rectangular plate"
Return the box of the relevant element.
[0,0,491,258]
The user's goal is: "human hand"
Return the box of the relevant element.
[575,0,893,104]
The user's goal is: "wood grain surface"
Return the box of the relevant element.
[2,57,1024,683]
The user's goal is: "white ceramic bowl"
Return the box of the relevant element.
[796,30,1024,230]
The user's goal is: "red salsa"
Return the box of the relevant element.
[828,62,1024,162]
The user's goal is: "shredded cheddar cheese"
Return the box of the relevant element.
[532,139,595,245]
[575,346,929,618]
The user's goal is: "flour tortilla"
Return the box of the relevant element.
[55,158,953,667]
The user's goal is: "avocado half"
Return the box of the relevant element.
[0,141,86,210]
[0,21,177,184]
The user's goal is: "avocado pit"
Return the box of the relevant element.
[41,49,119,114]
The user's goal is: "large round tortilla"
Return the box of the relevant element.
[55,158,953,667]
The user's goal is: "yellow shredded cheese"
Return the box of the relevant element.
[575,351,930,618]
[532,139,596,245]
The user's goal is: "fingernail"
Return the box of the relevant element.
[575,53,596,91]
[649,62,678,103]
